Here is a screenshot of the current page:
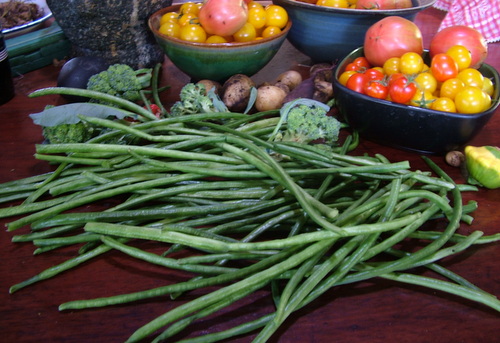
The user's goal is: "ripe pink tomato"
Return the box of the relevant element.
[429,26,488,69]
[199,0,248,36]
[363,16,423,67]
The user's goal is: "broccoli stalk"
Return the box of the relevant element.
[269,98,341,145]
[87,64,153,104]
[169,83,228,116]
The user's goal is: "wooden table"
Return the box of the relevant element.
[1,7,499,343]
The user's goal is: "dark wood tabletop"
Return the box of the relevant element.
[1,7,499,343]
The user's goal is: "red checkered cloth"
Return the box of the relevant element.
[433,0,500,43]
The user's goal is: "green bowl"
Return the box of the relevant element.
[148,4,292,82]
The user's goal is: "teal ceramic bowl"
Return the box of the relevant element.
[271,0,435,63]
[149,4,292,82]
[333,47,500,155]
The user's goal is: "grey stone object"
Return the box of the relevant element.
[46,0,173,68]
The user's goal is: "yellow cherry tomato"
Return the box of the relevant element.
[457,68,484,88]
[431,97,457,112]
[482,92,492,110]
[248,1,265,10]
[399,52,424,75]
[446,45,472,71]
[265,5,288,29]
[158,21,181,38]
[233,22,257,42]
[206,35,229,44]
[160,12,179,25]
[414,72,438,93]
[180,2,200,15]
[261,25,281,38]
[180,23,207,42]
[248,7,267,29]
[316,0,349,7]
[383,57,400,75]
[338,70,356,86]
[454,86,491,114]
[439,78,465,100]
[178,12,199,26]
[482,77,494,96]
[410,89,435,108]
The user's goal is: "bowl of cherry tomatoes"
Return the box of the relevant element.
[148,2,292,82]
[333,47,500,155]
[271,0,435,63]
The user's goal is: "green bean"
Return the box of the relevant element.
[9,238,129,293]
[34,153,110,166]
[176,252,274,265]
[154,280,272,343]
[150,62,167,115]
[33,233,101,247]
[257,233,377,342]
[101,236,239,275]
[35,142,244,165]
[0,192,76,220]
[215,140,343,231]
[30,201,265,229]
[48,164,168,196]
[12,224,81,242]
[408,231,500,244]
[85,213,420,254]
[374,269,500,312]
[60,246,301,310]
[124,239,333,342]
[6,172,210,230]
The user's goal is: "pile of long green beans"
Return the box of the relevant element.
[2,88,500,342]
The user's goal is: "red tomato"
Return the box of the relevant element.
[365,68,385,81]
[363,16,423,67]
[387,72,405,86]
[430,53,459,82]
[364,80,388,99]
[356,0,412,9]
[345,62,363,72]
[199,0,248,36]
[388,76,417,104]
[429,25,488,69]
[346,73,370,94]
[352,56,372,69]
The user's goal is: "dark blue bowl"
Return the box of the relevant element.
[272,0,435,63]
[333,47,500,155]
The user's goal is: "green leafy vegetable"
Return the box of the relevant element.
[29,103,132,126]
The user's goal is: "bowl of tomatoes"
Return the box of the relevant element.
[333,47,500,155]
[271,0,435,63]
[148,2,292,82]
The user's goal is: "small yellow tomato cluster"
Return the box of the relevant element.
[338,45,495,114]
[315,0,357,8]
[294,0,357,8]
[158,2,289,44]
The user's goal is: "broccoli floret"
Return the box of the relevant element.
[87,64,153,104]
[271,99,341,145]
[169,83,227,116]
[42,121,99,144]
